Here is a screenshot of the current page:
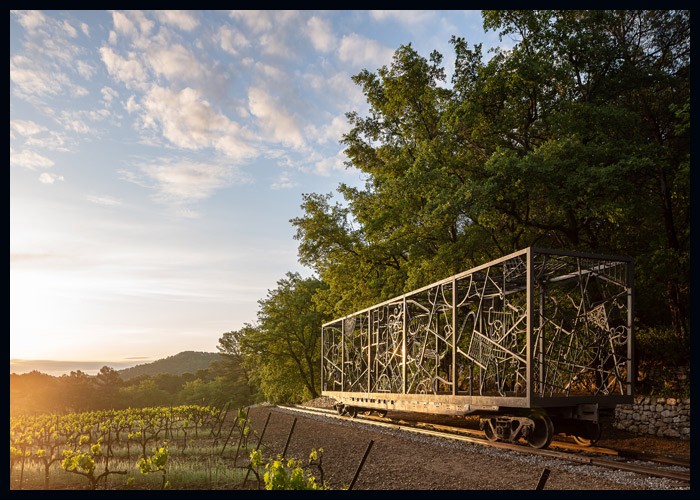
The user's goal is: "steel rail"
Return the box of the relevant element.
[280,405,690,484]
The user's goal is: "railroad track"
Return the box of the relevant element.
[279,404,690,484]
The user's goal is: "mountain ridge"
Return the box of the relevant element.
[117,350,221,380]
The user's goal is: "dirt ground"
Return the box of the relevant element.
[242,400,690,491]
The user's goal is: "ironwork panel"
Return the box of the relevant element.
[531,252,632,398]
[370,301,403,393]
[454,253,529,399]
[322,321,343,392]
[342,314,370,392]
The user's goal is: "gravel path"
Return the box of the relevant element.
[243,402,690,491]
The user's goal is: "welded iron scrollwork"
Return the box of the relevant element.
[321,248,632,400]
[372,303,404,393]
[452,255,529,397]
[530,254,631,397]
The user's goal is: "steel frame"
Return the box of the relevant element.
[322,247,634,415]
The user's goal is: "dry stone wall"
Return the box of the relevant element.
[614,396,691,440]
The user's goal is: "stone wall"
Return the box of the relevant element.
[614,396,691,440]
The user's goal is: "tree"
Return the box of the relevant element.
[60,370,97,412]
[292,10,689,364]
[213,327,259,407]
[93,366,123,409]
[477,10,690,349]
[238,273,330,403]
[118,379,170,408]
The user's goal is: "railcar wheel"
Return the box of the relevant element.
[376,410,388,417]
[482,421,498,442]
[526,413,554,449]
[346,406,358,418]
[573,422,602,447]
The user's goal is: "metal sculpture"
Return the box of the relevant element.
[322,248,634,448]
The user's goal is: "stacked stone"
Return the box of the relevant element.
[614,396,691,440]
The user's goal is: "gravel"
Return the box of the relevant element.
[244,399,689,491]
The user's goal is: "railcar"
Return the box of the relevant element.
[321,247,634,449]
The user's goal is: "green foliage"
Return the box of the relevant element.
[137,442,170,489]
[236,273,330,403]
[215,328,259,407]
[60,438,127,490]
[10,405,239,490]
[292,10,690,366]
[250,449,327,490]
[118,379,171,408]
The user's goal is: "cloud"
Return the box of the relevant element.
[155,11,200,32]
[229,10,302,57]
[145,43,206,82]
[140,85,256,160]
[86,195,122,206]
[10,148,55,170]
[39,172,65,184]
[369,10,436,26]
[76,60,96,79]
[72,85,89,97]
[306,16,336,53]
[126,159,251,205]
[111,10,153,40]
[10,55,65,97]
[11,120,71,152]
[62,20,78,38]
[10,120,46,138]
[99,46,148,89]
[248,87,305,149]
[80,22,89,36]
[338,33,394,69]
[11,10,98,101]
[271,171,298,190]
[313,149,349,176]
[57,109,111,135]
[14,10,46,32]
[124,95,140,113]
[308,114,351,145]
[216,25,250,55]
[253,61,285,81]
[101,86,119,105]
[229,10,274,34]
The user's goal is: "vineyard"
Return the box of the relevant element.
[9,404,324,490]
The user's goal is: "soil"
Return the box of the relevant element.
[242,398,691,491]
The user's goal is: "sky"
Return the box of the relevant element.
[10,10,505,374]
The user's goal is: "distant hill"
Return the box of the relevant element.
[118,351,221,380]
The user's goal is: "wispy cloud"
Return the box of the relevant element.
[122,158,251,207]
[14,10,47,32]
[139,85,256,160]
[10,119,46,138]
[215,25,250,55]
[10,148,54,170]
[370,10,436,26]
[10,10,93,102]
[99,46,149,89]
[145,43,207,82]
[86,195,122,206]
[271,171,298,190]
[248,87,305,149]
[306,16,336,53]
[338,33,394,69]
[155,10,200,32]
[39,172,65,184]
